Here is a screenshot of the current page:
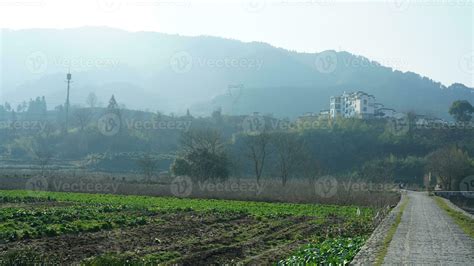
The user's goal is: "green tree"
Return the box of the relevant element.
[171,129,230,181]
[426,146,471,190]
[449,100,473,122]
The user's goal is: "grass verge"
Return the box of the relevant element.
[434,196,474,238]
[374,196,409,266]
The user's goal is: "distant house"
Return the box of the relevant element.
[330,91,376,119]
[415,115,447,128]
[296,112,319,124]
[319,110,330,120]
[375,108,397,118]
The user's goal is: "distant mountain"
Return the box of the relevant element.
[1,27,472,119]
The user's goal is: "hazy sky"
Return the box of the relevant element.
[0,0,473,86]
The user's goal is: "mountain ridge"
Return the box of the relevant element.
[0,27,472,119]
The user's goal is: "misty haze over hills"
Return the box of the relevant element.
[1,27,472,119]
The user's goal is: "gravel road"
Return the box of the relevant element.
[383,191,474,265]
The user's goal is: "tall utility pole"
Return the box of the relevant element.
[65,71,72,133]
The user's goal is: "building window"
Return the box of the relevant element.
[363,99,367,105]
[363,107,367,112]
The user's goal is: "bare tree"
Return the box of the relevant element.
[86,92,98,108]
[35,150,52,177]
[30,139,53,177]
[271,132,306,186]
[244,132,270,185]
[302,157,324,185]
[172,128,230,181]
[137,153,159,182]
[74,108,93,131]
[180,128,224,155]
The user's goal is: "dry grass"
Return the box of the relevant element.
[0,170,400,209]
[434,197,474,238]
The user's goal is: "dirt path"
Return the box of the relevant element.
[383,191,474,265]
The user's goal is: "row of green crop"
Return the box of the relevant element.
[0,204,151,243]
[0,190,374,220]
[0,190,377,265]
[279,236,366,265]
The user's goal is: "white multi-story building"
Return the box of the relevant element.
[330,91,376,119]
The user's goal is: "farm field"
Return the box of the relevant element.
[0,190,379,264]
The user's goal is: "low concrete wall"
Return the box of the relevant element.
[351,191,406,265]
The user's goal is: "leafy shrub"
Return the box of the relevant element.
[279,236,366,265]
